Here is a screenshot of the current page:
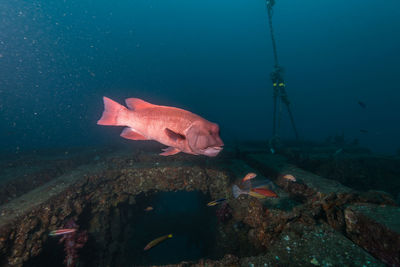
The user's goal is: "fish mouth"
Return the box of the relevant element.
[209,146,223,152]
[203,146,223,157]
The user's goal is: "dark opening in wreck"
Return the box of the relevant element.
[24,191,235,266]
[119,191,218,266]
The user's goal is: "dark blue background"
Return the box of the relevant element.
[0,0,399,153]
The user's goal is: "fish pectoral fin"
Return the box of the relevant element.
[120,127,148,140]
[159,147,181,156]
[164,128,186,141]
[125,98,154,110]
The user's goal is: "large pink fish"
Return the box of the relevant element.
[97,97,224,157]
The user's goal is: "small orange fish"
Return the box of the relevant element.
[242,172,257,182]
[144,206,154,212]
[49,228,77,236]
[233,185,278,199]
[282,174,296,182]
[251,188,278,198]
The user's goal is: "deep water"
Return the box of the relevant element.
[0,0,400,154]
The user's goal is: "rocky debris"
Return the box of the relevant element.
[216,202,233,223]
[195,254,240,267]
[345,204,400,266]
[148,254,240,267]
[240,222,384,267]
[242,152,399,265]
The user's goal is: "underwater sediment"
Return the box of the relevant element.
[0,142,399,266]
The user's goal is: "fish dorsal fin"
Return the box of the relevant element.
[125,98,154,110]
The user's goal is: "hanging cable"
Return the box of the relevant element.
[266,0,279,68]
[266,0,299,141]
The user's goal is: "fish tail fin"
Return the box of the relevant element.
[232,185,243,199]
[168,234,173,238]
[97,97,129,126]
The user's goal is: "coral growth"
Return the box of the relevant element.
[216,202,232,223]
[59,219,88,267]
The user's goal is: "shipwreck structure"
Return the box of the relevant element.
[0,142,399,266]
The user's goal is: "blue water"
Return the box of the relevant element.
[0,0,399,153]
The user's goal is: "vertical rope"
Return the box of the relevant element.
[267,1,279,68]
[266,0,299,141]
